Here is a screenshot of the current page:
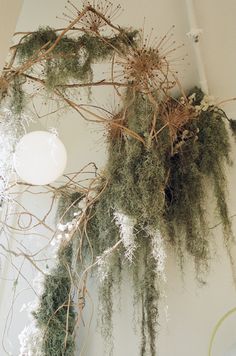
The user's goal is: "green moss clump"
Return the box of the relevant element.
[105,92,168,230]
[11,27,138,113]
[17,27,57,59]
[106,139,166,228]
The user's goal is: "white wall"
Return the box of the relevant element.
[0,0,23,72]
[0,1,236,355]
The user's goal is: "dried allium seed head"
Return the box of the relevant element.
[115,27,184,93]
[64,0,122,33]
[160,98,196,139]
[107,112,125,141]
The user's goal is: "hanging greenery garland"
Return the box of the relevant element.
[71,87,233,355]
[1,1,236,356]
[8,26,138,114]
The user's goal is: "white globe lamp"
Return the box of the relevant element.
[14,131,67,185]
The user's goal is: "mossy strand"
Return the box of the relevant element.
[33,243,76,356]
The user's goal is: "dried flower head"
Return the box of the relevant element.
[63,0,122,33]
[107,111,125,140]
[195,94,216,113]
[115,26,182,93]
[159,97,196,140]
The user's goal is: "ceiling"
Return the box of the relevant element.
[1,0,236,114]
[0,0,23,71]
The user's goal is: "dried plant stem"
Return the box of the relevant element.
[55,89,146,143]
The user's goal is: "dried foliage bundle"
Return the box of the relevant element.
[1,1,236,356]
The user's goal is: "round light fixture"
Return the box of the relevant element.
[14,131,67,185]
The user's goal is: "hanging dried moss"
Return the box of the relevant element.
[18,21,233,356]
[164,102,232,263]
[56,87,233,356]
[85,189,122,353]
[105,88,232,267]
[96,255,122,355]
[86,87,233,354]
[85,190,160,356]
[141,243,159,356]
[32,192,85,356]
[33,243,76,356]
[32,85,233,356]
[105,92,168,230]
[16,27,138,63]
[5,4,235,356]
[56,191,84,222]
[11,27,138,113]
[130,233,160,356]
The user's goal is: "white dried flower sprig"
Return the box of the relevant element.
[181,93,216,114]
[195,94,216,112]
[114,210,137,262]
[51,215,79,247]
[18,273,45,356]
[179,93,197,106]
[19,322,43,356]
[51,197,89,247]
[187,92,196,105]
